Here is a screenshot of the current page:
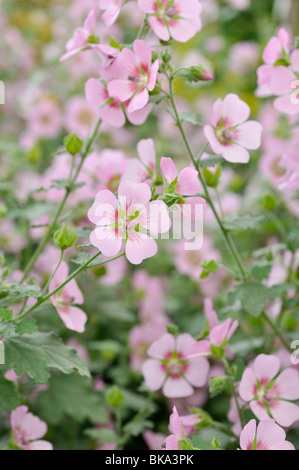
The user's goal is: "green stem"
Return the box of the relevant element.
[40,249,64,298]
[117,391,156,449]
[20,118,102,283]
[13,251,125,323]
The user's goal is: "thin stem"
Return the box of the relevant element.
[13,251,125,323]
[117,391,156,449]
[261,312,291,352]
[40,249,64,298]
[20,118,102,283]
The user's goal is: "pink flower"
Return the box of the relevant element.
[27,98,62,139]
[107,40,159,114]
[60,8,97,61]
[279,148,299,194]
[138,0,202,43]
[165,406,187,450]
[65,96,98,139]
[88,180,171,265]
[132,270,166,322]
[187,318,239,358]
[11,406,53,450]
[160,157,201,196]
[240,419,294,450]
[129,323,167,372]
[49,261,87,333]
[263,28,290,65]
[269,50,299,115]
[160,157,205,220]
[203,298,219,330]
[239,354,299,427]
[122,138,157,185]
[142,333,209,398]
[99,0,123,26]
[85,78,152,128]
[204,94,263,163]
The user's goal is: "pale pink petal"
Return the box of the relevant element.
[270,66,295,95]
[110,48,139,78]
[49,261,69,291]
[118,180,151,206]
[125,232,157,264]
[176,168,200,196]
[149,16,170,42]
[137,138,156,169]
[274,95,299,115]
[58,305,87,333]
[250,400,271,421]
[28,441,53,450]
[85,78,108,107]
[169,18,200,43]
[108,79,136,103]
[204,125,222,154]
[240,419,256,450]
[90,226,123,257]
[127,103,152,125]
[176,334,196,356]
[180,196,206,221]
[222,143,250,164]
[137,0,156,13]
[169,406,184,438]
[145,200,171,234]
[165,435,180,450]
[28,440,53,451]
[148,59,159,91]
[186,340,211,358]
[133,39,152,72]
[163,376,193,398]
[147,333,175,359]
[275,369,299,400]
[291,49,299,73]
[253,354,280,384]
[222,94,251,126]
[274,441,295,450]
[160,157,177,183]
[270,401,299,428]
[236,121,263,150]
[256,420,286,450]
[101,103,126,128]
[64,278,84,305]
[21,413,47,441]
[88,190,118,225]
[11,406,28,430]
[142,359,166,390]
[127,88,149,114]
[184,356,210,388]
[263,37,283,64]
[239,368,257,401]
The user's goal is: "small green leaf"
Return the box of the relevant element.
[0,309,13,321]
[15,318,38,336]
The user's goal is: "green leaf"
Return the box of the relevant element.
[0,375,20,412]
[223,214,264,232]
[37,374,108,425]
[15,318,38,336]
[0,283,41,300]
[178,112,203,126]
[251,260,273,281]
[0,309,13,321]
[200,156,225,168]
[228,281,273,317]
[71,252,101,268]
[191,435,215,450]
[209,376,231,398]
[200,260,219,279]
[123,420,153,437]
[1,332,90,383]
[85,428,117,443]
